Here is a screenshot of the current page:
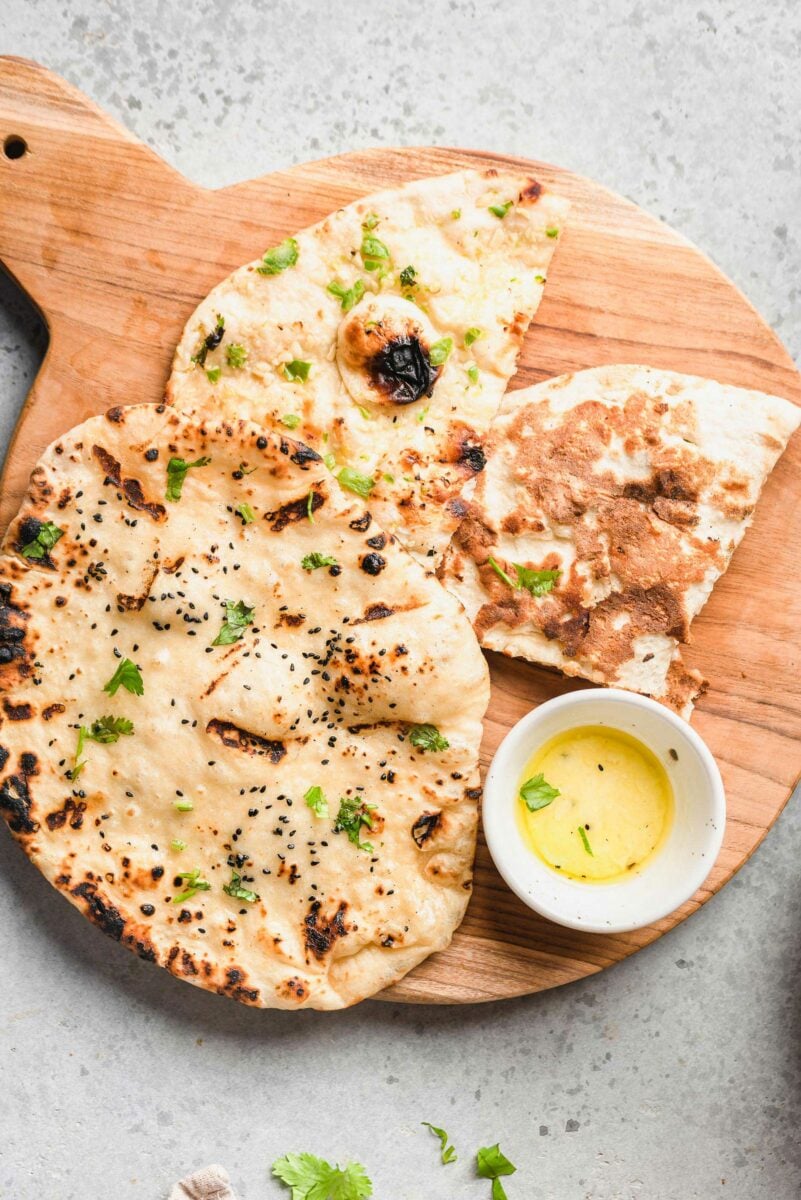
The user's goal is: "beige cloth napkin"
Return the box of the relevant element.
[169,1165,238,1200]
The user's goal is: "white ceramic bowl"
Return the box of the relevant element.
[483,688,726,933]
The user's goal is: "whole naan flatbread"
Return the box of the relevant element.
[440,365,801,715]
[0,404,489,1009]
[167,168,569,565]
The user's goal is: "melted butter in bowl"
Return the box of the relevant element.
[517,725,673,882]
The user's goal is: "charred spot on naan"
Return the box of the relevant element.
[206,718,288,762]
[91,445,167,522]
[266,489,325,531]
[411,811,442,848]
[0,750,40,835]
[304,899,351,961]
[0,581,32,673]
[337,295,441,407]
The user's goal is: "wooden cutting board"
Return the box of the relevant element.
[2,56,800,1006]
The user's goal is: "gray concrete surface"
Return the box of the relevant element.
[1,2,800,1197]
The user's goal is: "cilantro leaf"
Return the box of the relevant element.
[272,1152,373,1200]
[334,796,376,852]
[464,326,482,346]
[307,490,316,523]
[429,336,453,366]
[236,502,256,525]
[422,1122,457,1165]
[520,773,560,812]
[20,521,63,560]
[578,825,594,855]
[223,868,259,904]
[337,467,375,499]
[172,868,211,904]
[545,225,559,238]
[327,279,365,312]
[513,564,560,596]
[399,264,417,288]
[191,313,225,366]
[212,599,255,646]
[103,658,144,697]
[487,556,516,590]
[283,360,312,382]
[304,785,329,818]
[302,552,338,571]
[281,413,302,430]
[71,715,134,780]
[408,724,450,753]
[257,237,299,275]
[165,456,211,502]
[360,233,391,273]
[362,213,380,230]
[206,366,221,383]
[489,201,513,219]
[226,342,248,368]
[466,363,480,385]
[477,1143,516,1180]
[492,1181,509,1200]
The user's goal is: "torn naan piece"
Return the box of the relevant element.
[439,365,801,715]
[167,168,569,565]
[0,404,490,1010]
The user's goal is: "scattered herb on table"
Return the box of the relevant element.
[272,1152,373,1200]
[422,1122,457,1164]
[477,1143,517,1200]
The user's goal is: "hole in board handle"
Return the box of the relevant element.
[3,135,28,160]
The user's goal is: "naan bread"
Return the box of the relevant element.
[167,168,569,565]
[440,365,801,715]
[0,404,489,1009]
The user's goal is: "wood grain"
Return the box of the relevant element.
[1,56,800,1005]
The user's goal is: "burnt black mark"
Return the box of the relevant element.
[46,798,87,831]
[222,966,259,1003]
[0,746,8,770]
[366,533,386,550]
[518,179,543,203]
[279,439,322,470]
[465,787,482,801]
[447,497,469,521]
[355,603,396,623]
[304,899,349,960]
[412,811,442,847]
[458,441,486,474]
[0,769,37,834]
[0,583,29,667]
[105,407,125,424]
[92,445,166,522]
[71,881,126,941]
[3,698,32,721]
[14,516,58,570]
[206,718,287,763]
[20,752,38,775]
[349,512,372,532]
[360,553,386,576]
[267,491,323,532]
[144,448,159,462]
[369,335,440,405]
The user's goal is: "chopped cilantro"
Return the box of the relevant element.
[334,796,376,851]
[382,472,394,483]
[409,724,450,753]
[477,1143,517,1199]
[356,405,372,420]
[212,599,255,646]
[172,868,211,905]
[362,213,380,230]
[422,1122,457,1165]
[170,839,186,852]
[174,799,194,812]
[520,773,560,812]
[327,278,365,312]
[280,413,301,430]
[489,201,513,219]
[238,462,257,475]
[236,502,256,525]
[464,326,482,346]
[304,785,329,818]
[451,208,461,219]
[226,342,247,368]
[283,359,311,382]
[71,716,134,780]
[103,658,143,697]
[338,467,375,499]
[223,868,259,904]
[190,313,225,366]
[487,556,516,590]
[302,551,338,571]
[466,363,480,385]
[399,264,417,288]
[429,336,453,366]
[165,455,211,502]
[535,273,546,284]
[545,226,559,238]
[257,237,299,275]
[514,564,560,596]
[206,366,221,383]
[272,1153,373,1200]
[416,406,430,424]
[20,521,63,560]
[307,490,315,523]
[578,826,594,855]
[360,233,391,273]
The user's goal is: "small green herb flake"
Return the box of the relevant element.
[205,366,221,383]
[487,555,516,590]
[535,273,546,284]
[304,785,329,818]
[477,1143,517,1181]
[489,201,513,219]
[174,799,194,813]
[356,405,372,421]
[338,467,375,499]
[409,724,450,753]
[223,868,260,904]
[301,551,338,572]
[238,462,257,475]
[280,413,301,430]
[165,455,211,502]
[416,406,430,424]
[362,212,380,230]
[236,502,256,525]
[578,825,594,855]
[327,278,365,312]
[272,1152,373,1200]
[513,563,561,596]
[429,336,453,367]
[520,772,560,812]
[257,237,299,275]
[306,490,315,523]
[71,716,134,779]
[283,359,311,382]
[451,208,461,219]
[422,1122,457,1165]
[466,363,480,385]
[464,326,482,347]
[103,657,143,697]
[170,839,186,852]
[399,264,417,288]
[191,313,225,366]
[546,225,559,238]
[323,453,337,471]
[212,599,255,647]
[360,233,391,273]
[226,342,247,369]
[20,521,63,560]
[172,868,211,904]
[334,796,376,852]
